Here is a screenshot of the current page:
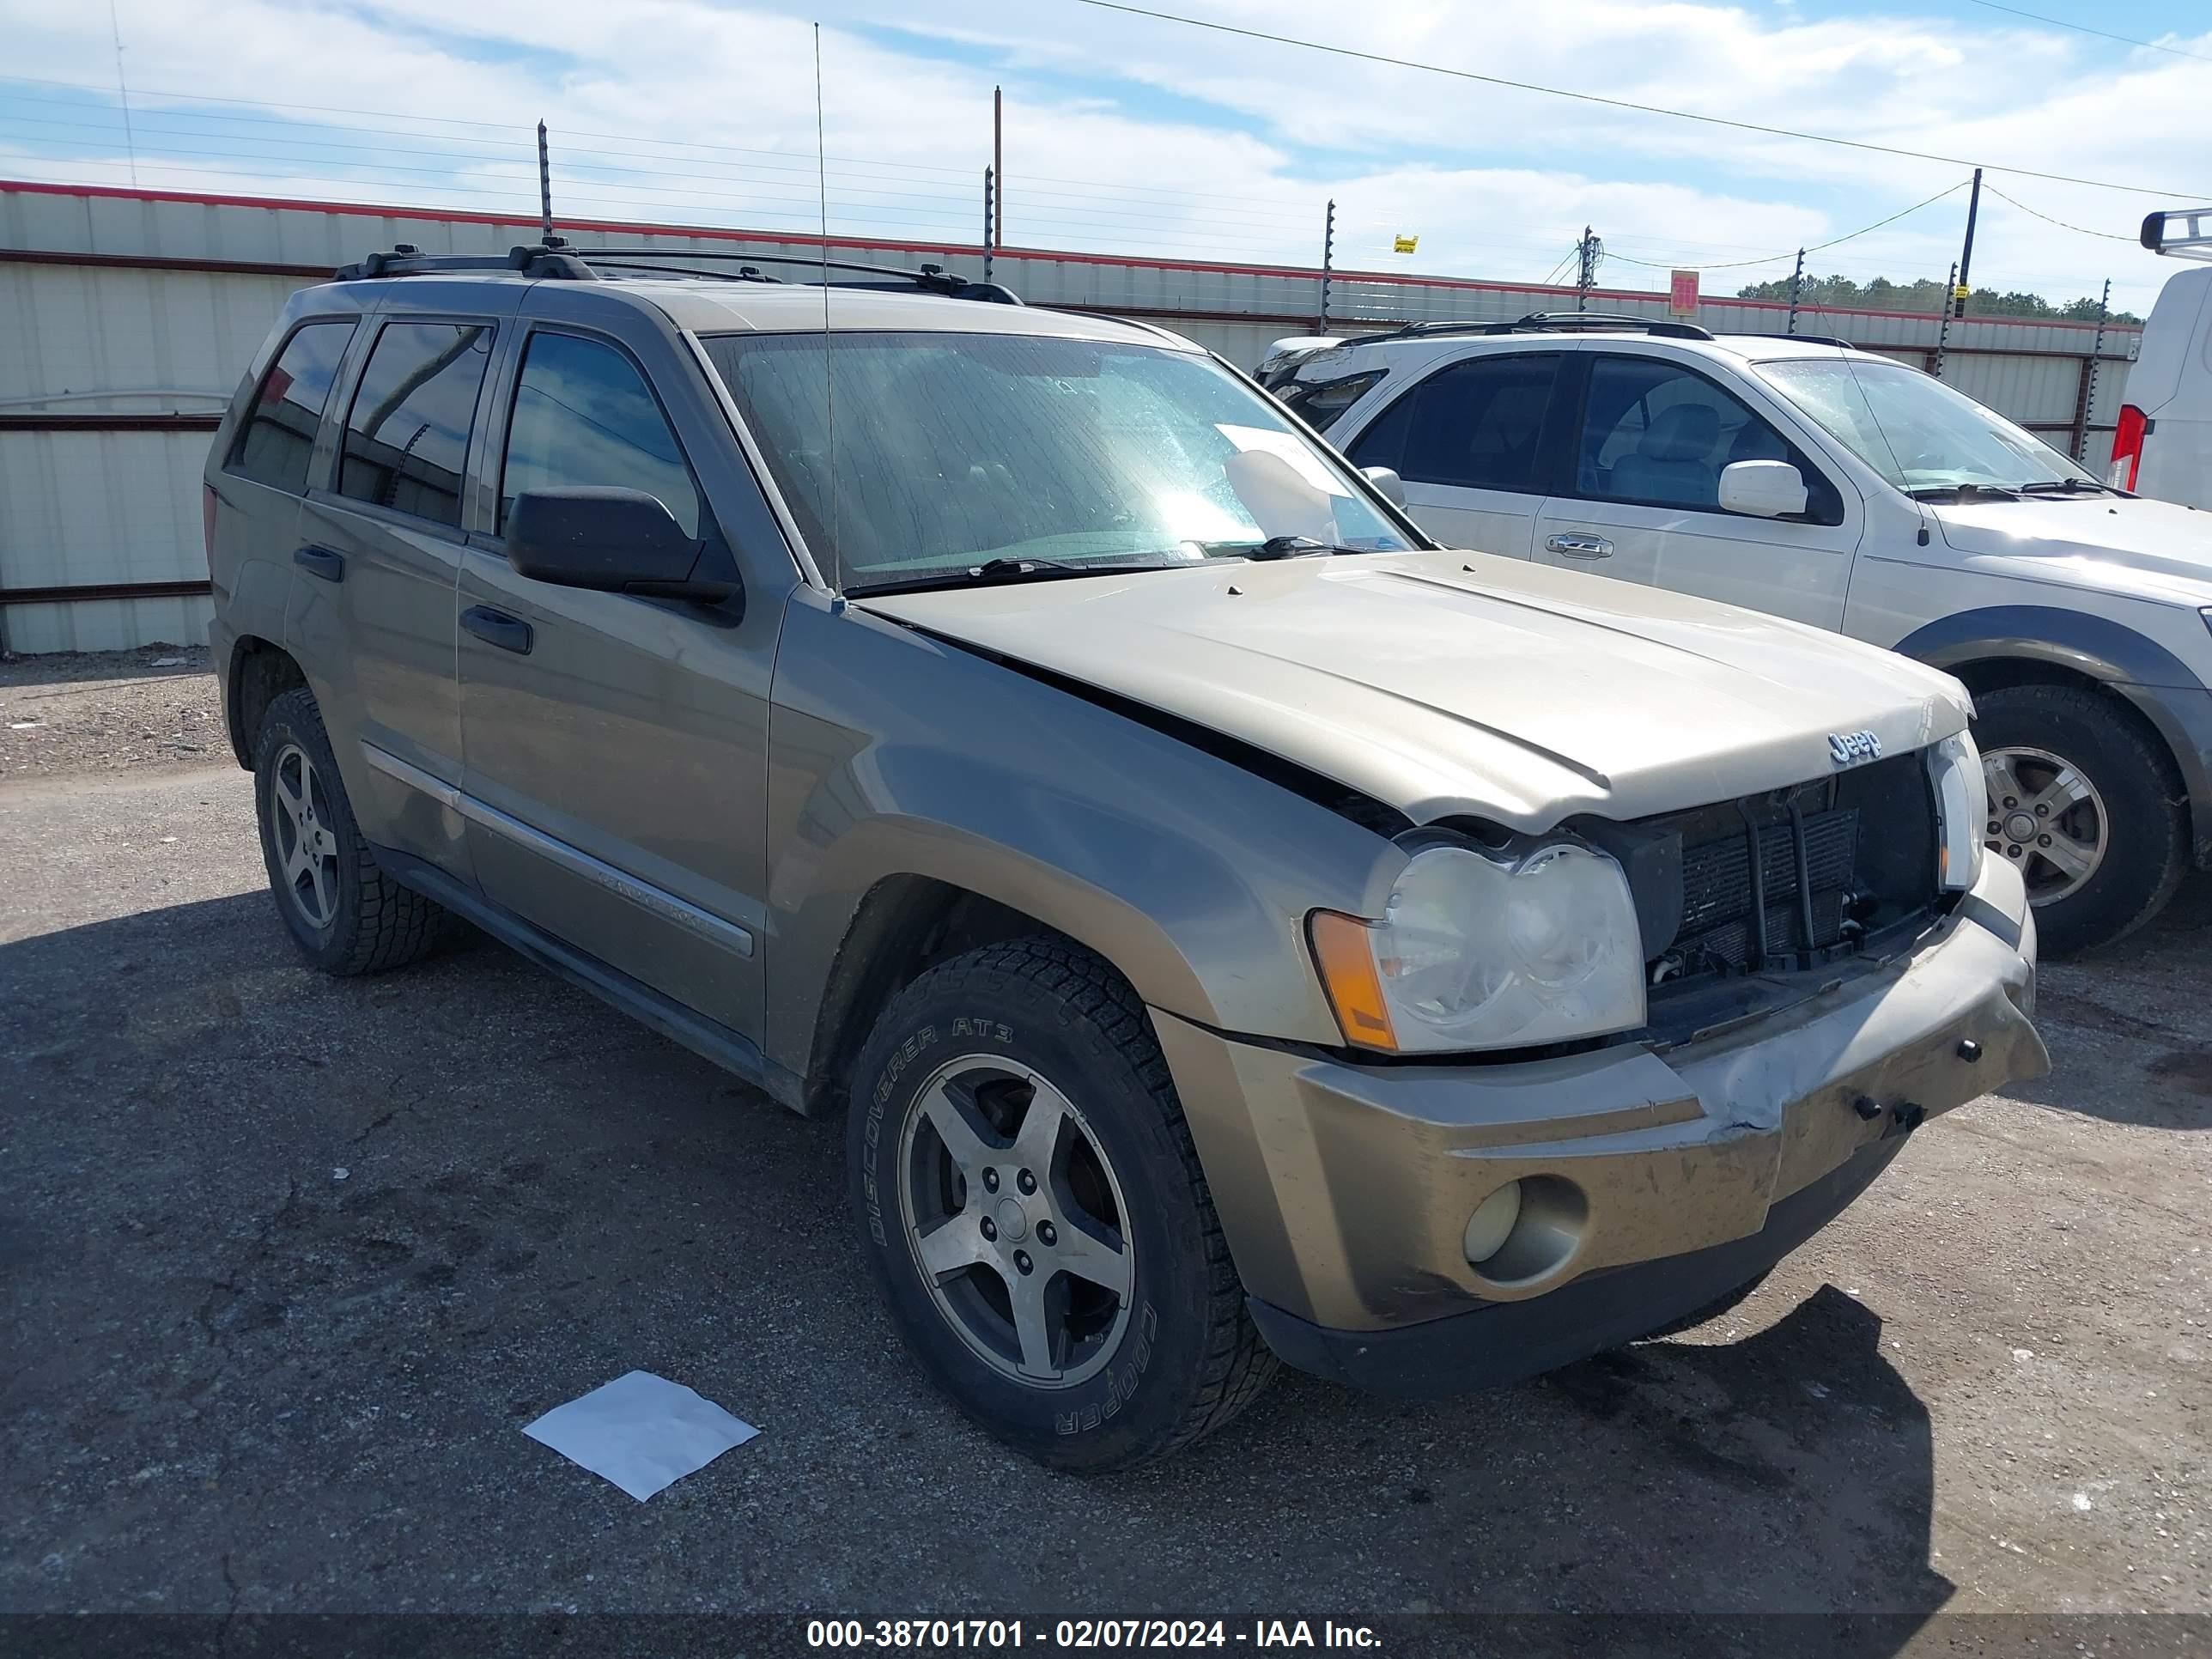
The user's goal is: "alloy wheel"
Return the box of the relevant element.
[1983,744,2107,905]
[270,741,341,929]
[896,1056,1136,1389]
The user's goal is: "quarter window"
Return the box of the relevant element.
[498,332,699,537]
[228,321,356,495]
[337,321,495,529]
[1347,355,1559,493]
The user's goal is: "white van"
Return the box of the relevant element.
[2110,210,2212,507]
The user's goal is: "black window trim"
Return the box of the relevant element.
[1345,347,1574,496]
[1554,350,1848,528]
[221,316,361,494]
[323,311,501,539]
[480,319,708,551]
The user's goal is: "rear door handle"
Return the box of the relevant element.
[461,605,534,655]
[1544,532,1613,559]
[293,544,345,582]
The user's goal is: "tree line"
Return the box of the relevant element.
[1734,273,2139,325]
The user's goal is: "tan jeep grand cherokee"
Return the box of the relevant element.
[204,241,2046,1471]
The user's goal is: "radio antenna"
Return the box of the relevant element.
[816,22,842,604]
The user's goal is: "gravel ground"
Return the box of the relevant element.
[0,653,2206,1655]
[0,646,222,778]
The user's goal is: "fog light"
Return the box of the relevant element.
[1462,1181,1524,1266]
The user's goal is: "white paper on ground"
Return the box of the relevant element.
[522,1370,759,1501]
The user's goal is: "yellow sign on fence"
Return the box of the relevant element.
[1393,234,1419,254]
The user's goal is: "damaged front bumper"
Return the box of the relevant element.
[1154,857,2046,1397]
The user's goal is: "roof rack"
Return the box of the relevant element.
[1731,331,1856,349]
[333,236,1024,302]
[2142,208,2212,263]
[333,240,593,282]
[1360,310,1714,343]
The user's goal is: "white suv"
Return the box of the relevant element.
[1273,313,2212,954]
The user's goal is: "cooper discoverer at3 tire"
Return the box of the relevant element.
[847,937,1275,1473]
[252,686,446,976]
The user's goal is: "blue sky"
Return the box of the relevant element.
[1,0,2206,313]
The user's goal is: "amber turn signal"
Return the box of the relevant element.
[1309,909,1398,1052]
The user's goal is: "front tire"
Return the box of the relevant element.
[848,938,1275,1472]
[1973,683,2186,956]
[252,687,445,975]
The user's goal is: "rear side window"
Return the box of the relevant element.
[228,321,356,495]
[498,332,699,537]
[1347,355,1559,492]
[337,321,495,529]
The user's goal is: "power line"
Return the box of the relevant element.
[1957,0,2212,64]
[1603,178,1970,271]
[1072,0,2212,198]
[1981,181,2140,241]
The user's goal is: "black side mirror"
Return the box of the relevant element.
[506,487,740,605]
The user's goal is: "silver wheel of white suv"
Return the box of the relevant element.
[1982,744,2108,905]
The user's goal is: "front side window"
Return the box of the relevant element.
[337,321,495,529]
[499,332,699,537]
[701,331,1415,589]
[1577,356,1799,509]
[1348,355,1558,492]
[228,320,356,495]
[1758,356,2096,493]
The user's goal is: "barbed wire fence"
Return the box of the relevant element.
[0,73,2142,337]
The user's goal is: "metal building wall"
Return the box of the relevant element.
[0,180,2144,653]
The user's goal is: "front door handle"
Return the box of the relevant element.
[293,544,346,582]
[1545,532,1614,559]
[461,605,534,655]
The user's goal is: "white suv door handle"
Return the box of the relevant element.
[1545,532,1613,559]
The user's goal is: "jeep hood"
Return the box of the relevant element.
[1932,496,2212,607]
[857,550,1969,830]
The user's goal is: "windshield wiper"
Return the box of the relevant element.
[1205,535,1364,561]
[1906,483,2024,502]
[2017,478,2120,496]
[842,555,1183,599]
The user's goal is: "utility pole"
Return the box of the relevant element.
[982,167,996,285]
[993,86,1004,250]
[1577,226,1597,313]
[1933,260,1957,380]
[1786,246,1806,336]
[536,119,554,241]
[1318,199,1335,331]
[2081,277,2112,462]
[1954,166,1983,319]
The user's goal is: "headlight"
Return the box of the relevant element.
[1928,730,1985,892]
[1310,841,1646,1054]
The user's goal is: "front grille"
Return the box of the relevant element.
[1592,750,1942,1000]
[1677,806,1860,968]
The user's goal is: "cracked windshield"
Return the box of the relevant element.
[702,331,1414,589]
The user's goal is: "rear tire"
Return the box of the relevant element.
[252,687,445,976]
[848,937,1275,1472]
[1972,683,2186,956]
